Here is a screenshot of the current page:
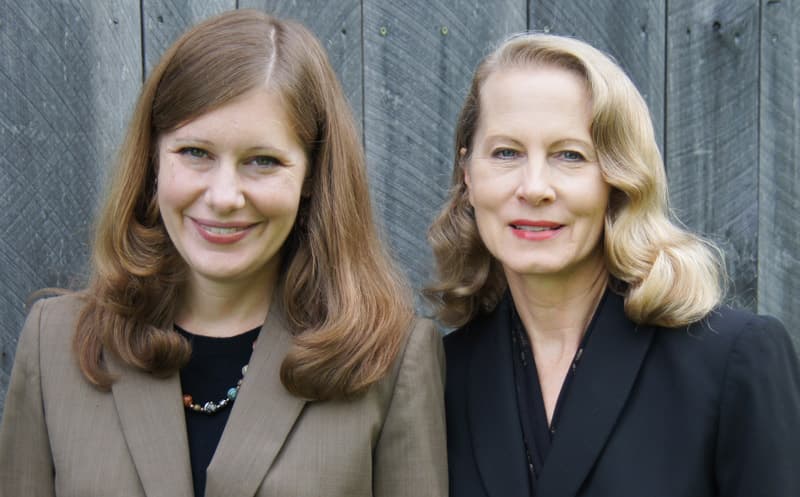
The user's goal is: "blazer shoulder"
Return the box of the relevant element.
[398,317,444,376]
[25,292,85,344]
[688,305,791,350]
[655,305,796,382]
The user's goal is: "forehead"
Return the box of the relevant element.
[481,64,590,111]
[475,65,593,139]
[160,87,300,147]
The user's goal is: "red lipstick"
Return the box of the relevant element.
[509,220,563,241]
[191,218,256,244]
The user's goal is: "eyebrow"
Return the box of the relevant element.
[169,137,293,157]
[481,134,526,147]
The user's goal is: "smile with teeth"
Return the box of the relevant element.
[201,225,248,235]
[511,224,562,231]
[512,225,555,232]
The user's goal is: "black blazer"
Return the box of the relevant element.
[444,291,800,497]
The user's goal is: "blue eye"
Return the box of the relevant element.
[559,150,586,161]
[178,147,208,159]
[493,148,518,160]
[250,156,281,167]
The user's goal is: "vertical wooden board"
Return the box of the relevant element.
[364,0,526,299]
[143,0,234,77]
[665,0,760,310]
[530,0,666,149]
[758,0,800,348]
[0,0,140,413]
[240,0,363,128]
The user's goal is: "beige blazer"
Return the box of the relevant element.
[0,295,447,497]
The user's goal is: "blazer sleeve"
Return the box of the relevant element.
[0,299,56,497]
[715,314,800,497]
[372,319,448,497]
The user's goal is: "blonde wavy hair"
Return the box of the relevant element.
[425,33,725,329]
[75,10,412,400]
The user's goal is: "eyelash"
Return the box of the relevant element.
[178,147,209,159]
[176,148,282,168]
[558,150,586,162]
[492,148,519,160]
[248,156,281,167]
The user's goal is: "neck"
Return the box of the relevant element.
[175,263,279,337]
[506,257,608,352]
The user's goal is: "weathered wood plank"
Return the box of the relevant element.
[142,0,234,77]
[363,0,527,299]
[758,0,799,347]
[241,0,363,129]
[665,0,760,310]
[530,0,666,149]
[0,0,140,413]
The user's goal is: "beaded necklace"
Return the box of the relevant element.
[178,326,259,416]
[182,363,249,415]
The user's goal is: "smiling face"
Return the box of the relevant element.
[464,65,610,286]
[156,86,308,290]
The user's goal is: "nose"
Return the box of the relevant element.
[204,163,246,212]
[516,155,555,205]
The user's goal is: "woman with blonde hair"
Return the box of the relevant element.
[429,32,799,497]
[0,10,446,497]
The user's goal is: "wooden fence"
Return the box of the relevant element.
[1,0,798,413]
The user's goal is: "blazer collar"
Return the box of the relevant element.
[110,296,306,497]
[204,297,306,497]
[536,290,654,497]
[109,345,194,497]
[467,295,532,497]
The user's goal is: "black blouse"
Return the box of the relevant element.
[177,325,261,497]
[508,292,601,496]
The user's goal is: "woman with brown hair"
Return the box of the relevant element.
[0,10,446,497]
[428,33,800,497]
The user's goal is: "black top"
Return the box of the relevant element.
[509,293,597,496]
[177,325,260,497]
[443,289,800,497]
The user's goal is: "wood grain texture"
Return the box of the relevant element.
[530,0,666,149]
[142,0,234,76]
[0,0,140,413]
[666,0,760,310]
[241,0,364,129]
[758,0,799,346]
[363,0,526,297]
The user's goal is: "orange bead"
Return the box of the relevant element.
[183,394,193,407]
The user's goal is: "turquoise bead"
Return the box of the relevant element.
[227,387,238,400]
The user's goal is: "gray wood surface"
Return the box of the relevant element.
[0,0,141,414]
[241,0,364,128]
[758,0,800,346]
[143,0,234,76]
[363,0,526,297]
[530,0,666,149]
[665,0,760,310]
[1,0,798,412]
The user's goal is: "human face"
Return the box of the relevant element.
[464,65,610,285]
[157,87,307,289]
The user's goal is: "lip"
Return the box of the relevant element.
[509,219,564,241]
[190,217,258,244]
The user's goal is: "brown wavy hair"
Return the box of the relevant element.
[75,10,412,400]
[425,33,724,329]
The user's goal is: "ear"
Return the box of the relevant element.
[459,147,474,206]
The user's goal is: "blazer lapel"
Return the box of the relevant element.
[109,353,194,497]
[468,297,532,497]
[536,291,655,497]
[204,297,307,497]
